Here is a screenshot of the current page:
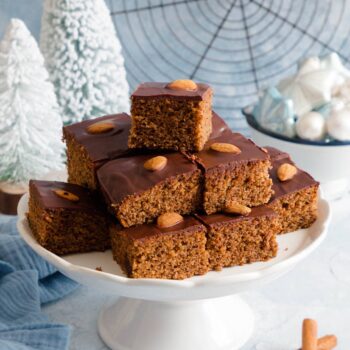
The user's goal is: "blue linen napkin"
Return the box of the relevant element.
[0,216,78,350]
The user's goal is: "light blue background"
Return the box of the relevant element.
[1,0,350,132]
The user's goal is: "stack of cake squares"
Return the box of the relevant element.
[27,80,319,280]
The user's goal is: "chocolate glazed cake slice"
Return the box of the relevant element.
[27,180,110,255]
[188,126,273,215]
[129,81,213,151]
[265,147,319,234]
[97,152,203,228]
[110,215,209,279]
[63,113,131,189]
[196,206,278,271]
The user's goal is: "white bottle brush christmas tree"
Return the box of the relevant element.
[40,0,130,124]
[0,19,64,186]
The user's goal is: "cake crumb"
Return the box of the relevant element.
[95,266,102,272]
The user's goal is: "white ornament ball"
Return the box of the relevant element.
[327,108,350,141]
[331,99,346,111]
[296,111,326,141]
[298,56,321,75]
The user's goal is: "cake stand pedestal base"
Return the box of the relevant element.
[98,295,254,350]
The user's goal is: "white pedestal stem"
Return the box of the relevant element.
[98,295,254,350]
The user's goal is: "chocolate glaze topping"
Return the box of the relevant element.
[115,216,204,241]
[63,113,131,165]
[210,112,231,139]
[97,152,199,205]
[196,205,276,227]
[264,146,290,162]
[30,180,104,212]
[196,132,268,170]
[131,82,211,101]
[265,147,319,201]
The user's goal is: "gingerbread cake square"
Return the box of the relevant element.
[27,180,110,255]
[196,206,278,271]
[63,113,131,189]
[129,81,213,151]
[110,215,209,279]
[265,147,319,234]
[97,152,202,227]
[194,132,273,215]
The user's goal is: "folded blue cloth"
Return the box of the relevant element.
[0,216,78,350]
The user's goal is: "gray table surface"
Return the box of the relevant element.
[44,193,350,349]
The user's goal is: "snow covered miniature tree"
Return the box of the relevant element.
[40,0,130,124]
[0,19,64,185]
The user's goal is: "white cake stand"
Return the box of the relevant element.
[17,193,331,350]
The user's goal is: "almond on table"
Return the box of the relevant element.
[299,319,337,350]
[317,335,337,350]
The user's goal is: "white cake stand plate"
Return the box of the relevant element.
[17,193,331,350]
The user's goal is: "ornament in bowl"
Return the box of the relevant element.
[243,52,350,200]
